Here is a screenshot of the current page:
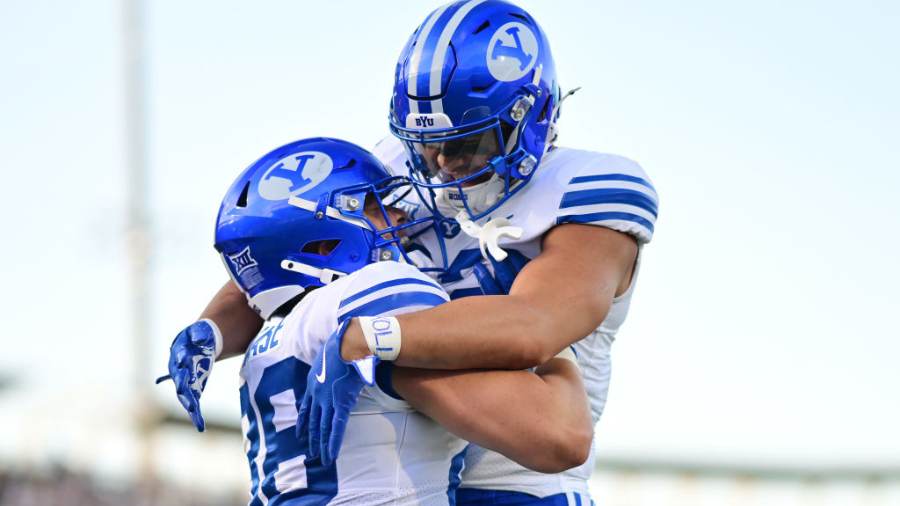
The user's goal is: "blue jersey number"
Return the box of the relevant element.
[241,356,338,505]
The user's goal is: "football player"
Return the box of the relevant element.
[161,137,593,505]
[302,2,658,504]
[169,1,658,505]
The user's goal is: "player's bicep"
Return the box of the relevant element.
[510,224,638,339]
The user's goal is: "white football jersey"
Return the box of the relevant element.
[239,261,468,506]
[374,137,658,499]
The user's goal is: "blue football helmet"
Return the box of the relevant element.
[390,0,560,222]
[215,137,432,318]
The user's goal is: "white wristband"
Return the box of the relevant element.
[359,316,402,361]
[199,318,224,359]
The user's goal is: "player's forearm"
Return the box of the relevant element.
[343,293,603,370]
[199,281,263,359]
[342,226,634,370]
[393,359,593,473]
[395,295,557,369]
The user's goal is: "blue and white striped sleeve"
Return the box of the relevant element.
[336,273,450,323]
[555,163,659,244]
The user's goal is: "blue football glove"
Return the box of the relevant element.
[474,250,530,295]
[155,319,222,432]
[473,262,503,295]
[296,320,378,466]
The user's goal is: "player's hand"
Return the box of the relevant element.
[473,262,503,294]
[473,252,530,295]
[155,319,222,432]
[296,320,378,466]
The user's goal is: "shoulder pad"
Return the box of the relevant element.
[548,149,658,244]
[372,136,408,177]
[335,262,449,322]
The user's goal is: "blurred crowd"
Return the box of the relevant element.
[0,465,243,506]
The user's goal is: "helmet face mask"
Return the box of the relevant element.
[392,92,536,220]
[390,0,560,222]
[214,138,439,318]
[416,127,502,184]
[329,175,422,259]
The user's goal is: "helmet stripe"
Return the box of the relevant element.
[407,2,452,114]
[427,0,487,113]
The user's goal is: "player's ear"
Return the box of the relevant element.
[363,193,388,229]
[386,207,408,227]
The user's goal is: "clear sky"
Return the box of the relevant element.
[1,0,898,474]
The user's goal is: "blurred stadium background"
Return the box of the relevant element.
[1,0,898,504]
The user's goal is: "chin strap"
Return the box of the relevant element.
[456,211,523,261]
[281,259,346,284]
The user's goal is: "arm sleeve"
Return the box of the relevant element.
[555,157,659,244]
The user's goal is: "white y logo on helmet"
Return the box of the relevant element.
[486,22,539,82]
[258,151,334,201]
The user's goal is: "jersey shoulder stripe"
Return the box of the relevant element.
[336,262,450,322]
[551,152,659,244]
[338,277,443,309]
[559,187,659,216]
[338,291,449,322]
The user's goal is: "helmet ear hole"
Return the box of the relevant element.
[473,20,491,34]
[336,158,357,171]
[508,12,533,25]
[236,181,251,208]
[301,239,341,256]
